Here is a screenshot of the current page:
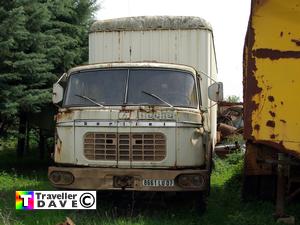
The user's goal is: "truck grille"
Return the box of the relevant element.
[84,133,117,160]
[84,132,166,161]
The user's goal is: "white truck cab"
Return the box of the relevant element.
[49,16,222,194]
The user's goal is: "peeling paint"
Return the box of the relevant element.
[243,0,300,159]
[253,48,300,60]
[280,119,287,123]
[269,111,276,117]
[268,96,274,102]
[266,120,275,128]
[254,124,260,130]
[291,39,300,46]
[243,22,262,139]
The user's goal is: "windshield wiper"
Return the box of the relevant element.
[75,94,104,108]
[141,90,174,108]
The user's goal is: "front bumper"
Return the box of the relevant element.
[48,166,209,191]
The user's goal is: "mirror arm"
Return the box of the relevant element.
[200,102,218,113]
[56,72,67,84]
[197,70,217,83]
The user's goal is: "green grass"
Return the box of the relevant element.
[0,149,299,225]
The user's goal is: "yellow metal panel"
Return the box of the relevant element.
[253,0,300,51]
[244,0,300,157]
[252,59,300,142]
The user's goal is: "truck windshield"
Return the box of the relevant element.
[63,68,198,108]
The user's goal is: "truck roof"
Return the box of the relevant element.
[90,16,212,33]
[67,62,197,76]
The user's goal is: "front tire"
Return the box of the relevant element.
[176,191,207,213]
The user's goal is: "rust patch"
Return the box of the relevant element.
[217,123,237,138]
[56,113,62,121]
[291,39,300,46]
[55,139,62,155]
[269,111,276,117]
[244,142,276,176]
[150,106,156,113]
[270,134,276,139]
[138,107,148,113]
[266,120,275,128]
[138,106,157,113]
[120,105,135,112]
[280,119,287,123]
[254,124,260,130]
[253,48,300,60]
[280,32,283,37]
[218,101,243,107]
[268,96,274,102]
[243,18,262,139]
[56,110,74,121]
[254,0,269,11]
[253,140,300,159]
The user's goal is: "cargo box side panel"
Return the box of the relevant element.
[244,0,300,158]
[89,29,209,74]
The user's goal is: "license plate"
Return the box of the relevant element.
[143,179,174,187]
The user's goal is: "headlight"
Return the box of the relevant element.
[177,174,205,188]
[49,171,74,185]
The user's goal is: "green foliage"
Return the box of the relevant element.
[222,134,244,145]
[225,95,241,103]
[0,136,17,150]
[0,0,97,133]
[223,151,244,165]
[0,147,299,225]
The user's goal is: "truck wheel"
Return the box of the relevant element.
[176,191,207,214]
[194,191,207,214]
[242,175,277,201]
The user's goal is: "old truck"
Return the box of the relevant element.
[49,16,222,202]
[243,0,300,218]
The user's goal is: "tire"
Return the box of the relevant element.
[176,191,207,214]
[194,191,207,214]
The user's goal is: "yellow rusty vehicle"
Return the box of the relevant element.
[243,0,300,217]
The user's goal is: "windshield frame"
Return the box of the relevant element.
[62,67,200,109]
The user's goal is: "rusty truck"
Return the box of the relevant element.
[49,16,222,204]
[243,0,300,218]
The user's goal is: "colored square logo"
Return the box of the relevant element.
[16,191,34,210]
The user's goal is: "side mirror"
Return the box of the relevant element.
[52,73,67,105]
[52,83,64,104]
[208,82,223,102]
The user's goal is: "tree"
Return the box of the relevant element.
[0,0,98,157]
[0,2,28,136]
[46,0,98,73]
[225,95,241,103]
